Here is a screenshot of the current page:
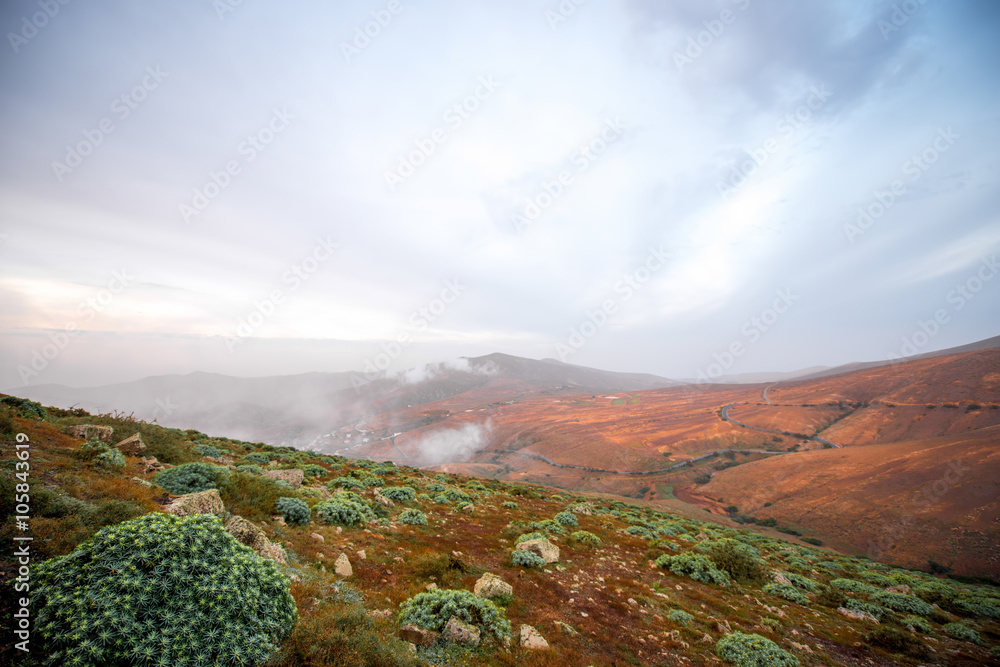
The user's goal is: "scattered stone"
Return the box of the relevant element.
[368,609,392,620]
[372,488,394,508]
[555,621,579,636]
[628,598,639,606]
[790,641,812,653]
[399,625,438,647]
[474,572,513,599]
[115,433,146,454]
[69,424,114,442]
[838,607,879,623]
[224,515,287,564]
[426,583,438,591]
[131,477,153,488]
[264,468,304,489]
[310,532,325,543]
[334,553,353,577]
[141,456,165,473]
[773,572,792,586]
[886,584,911,595]
[357,549,367,560]
[701,633,714,643]
[520,624,549,650]
[442,617,480,646]
[165,489,225,517]
[516,538,560,563]
[569,502,594,515]
[460,503,475,513]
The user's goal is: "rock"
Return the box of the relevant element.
[838,607,879,624]
[886,584,911,595]
[165,489,225,517]
[460,503,475,513]
[368,609,392,620]
[474,572,513,599]
[224,515,287,564]
[357,549,367,560]
[790,641,812,653]
[520,624,549,650]
[555,621,579,636]
[628,598,639,606]
[141,456,165,473]
[516,538,560,564]
[426,583,438,591]
[264,468,304,489]
[442,617,480,646]
[115,433,146,454]
[773,572,792,586]
[334,553,353,577]
[570,502,594,515]
[69,424,114,443]
[131,477,153,488]
[399,625,438,647]
[372,488,394,508]
[205,455,233,465]
[311,532,325,542]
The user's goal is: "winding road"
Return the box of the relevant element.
[482,447,787,476]
[721,402,840,448]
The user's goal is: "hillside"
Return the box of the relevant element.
[2,397,999,666]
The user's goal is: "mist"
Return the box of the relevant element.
[411,422,492,466]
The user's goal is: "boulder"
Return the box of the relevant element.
[474,572,513,599]
[115,433,147,454]
[310,532,325,543]
[131,477,153,488]
[69,424,114,443]
[141,456,165,473]
[460,503,475,513]
[334,553,353,577]
[516,538,560,564]
[165,489,224,517]
[399,625,438,647]
[838,607,879,624]
[886,584,911,595]
[264,468,304,489]
[442,617,480,646]
[520,624,549,650]
[569,502,594,515]
[773,572,792,586]
[224,515,287,564]
[372,489,394,508]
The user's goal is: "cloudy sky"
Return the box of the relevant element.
[1,0,998,388]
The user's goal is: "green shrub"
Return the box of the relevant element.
[904,615,933,634]
[715,632,799,666]
[781,573,820,592]
[554,511,578,527]
[0,404,15,441]
[0,395,46,419]
[707,538,768,585]
[94,448,126,471]
[764,583,810,605]
[511,549,546,568]
[33,513,296,666]
[466,480,486,491]
[830,578,880,595]
[626,525,653,538]
[301,464,328,479]
[515,531,547,545]
[444,488,472,503]
[530,519,565,534]
[873,592,935,616]
[432,493,450,504]
[427,483,446,493]
[816,586,847,608]
[397,589,511,642]
[943,622,983,644]
[952,595,1000,619]
[801,537,823,546]
[501,501,517,509]
[314,493,375,526]
[276,497,311,525]
[194,443,223,458]
[859,572,895,587]
[398,509,427,525]
[328,476,365,491]
[864,627,928,657]
[844,598,886,620]
[655,552,731,586]
[913,579,957,605]
[817,561,843,571]
[153,462,229,495]
[667,609,693,626]
[237,464,264,475]
[570,530,601,546]
[380,486,417,502]
[243,452,271,465]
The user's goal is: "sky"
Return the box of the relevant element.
[0,0,998,388]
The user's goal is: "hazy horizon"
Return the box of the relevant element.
[2,1,999,388]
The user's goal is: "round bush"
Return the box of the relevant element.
[830,578,880,595]
[444,488,472,503]
[300,464,328,479]
[874,591,935,616]
[33,513,296,666]
[398,508,427,525]
[554,511,578,527]
[570,530,601,546]
[153,462,229,495]
[667,609,693,626]
[380,486,416,502]
[398,589,510,642]
[314,492,375,526]
[943,622,983,644]
[237,464,264,475]
[511,549,546,568]
[501,501,517,509]
[327,476,365,491]
[716,632,800,667]
[953,595,1000,619]
[515,531,546,545]
[276,496,311,525]
[243,452,270,465]
[764,583,810,606]
[193,443,223,458]
[781,572,820,592]
[95,448,126,471]
[707,538,768,585]
[655,552,731,587]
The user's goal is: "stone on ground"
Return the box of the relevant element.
[474,572,513,599]
[516,538,560,563]
[165,489,224,517]
[442,616,481,646]
[520,624,549,649]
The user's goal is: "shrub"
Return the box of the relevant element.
[845,598,886,620]
[397,589,511,642]
[314,493,375,526]
[511,549,546,568]
[801,537,823,546]
[693,474,711,485]
[707,538,768,585]
[398,509,428,525]
[276,497,311,525]
[864,627,928,657]
[943,623,983,644]
[153,462,229,495]
[301,464,328,479]
[764,583,810,605]
[554,511,578,527]
[756,517,778,527]
[0,395,46,419]
[859,572,895,587]
[328,476,365,491]
[874,592,935,616]
[530,519,566,534]
[194,443,224,458]
[426,483,446,493]
[431,493,450,504]
[667,609,693,626]
[816,586,847,608]
[913,579,957,605]
[953,595,1000,619]
[466,480,486,491]
[515,531,547,545]
[715,632,799,667]
[501,501,517,509]
[0,404,15,441]
[243,452,271,465]
[380,486,417,502]
[655,552,731,587]
[781,573,820,592]
[444,488,472,503]
[831,578,880,595]
[904,615,933,634]
[237,464,264,475]
[626,525,654,538]
[33,513,296,666]
[570,530,601,546]
[94,448,126,471]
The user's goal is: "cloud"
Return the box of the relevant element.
[396,357,499,385]
[412,421,492,466]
